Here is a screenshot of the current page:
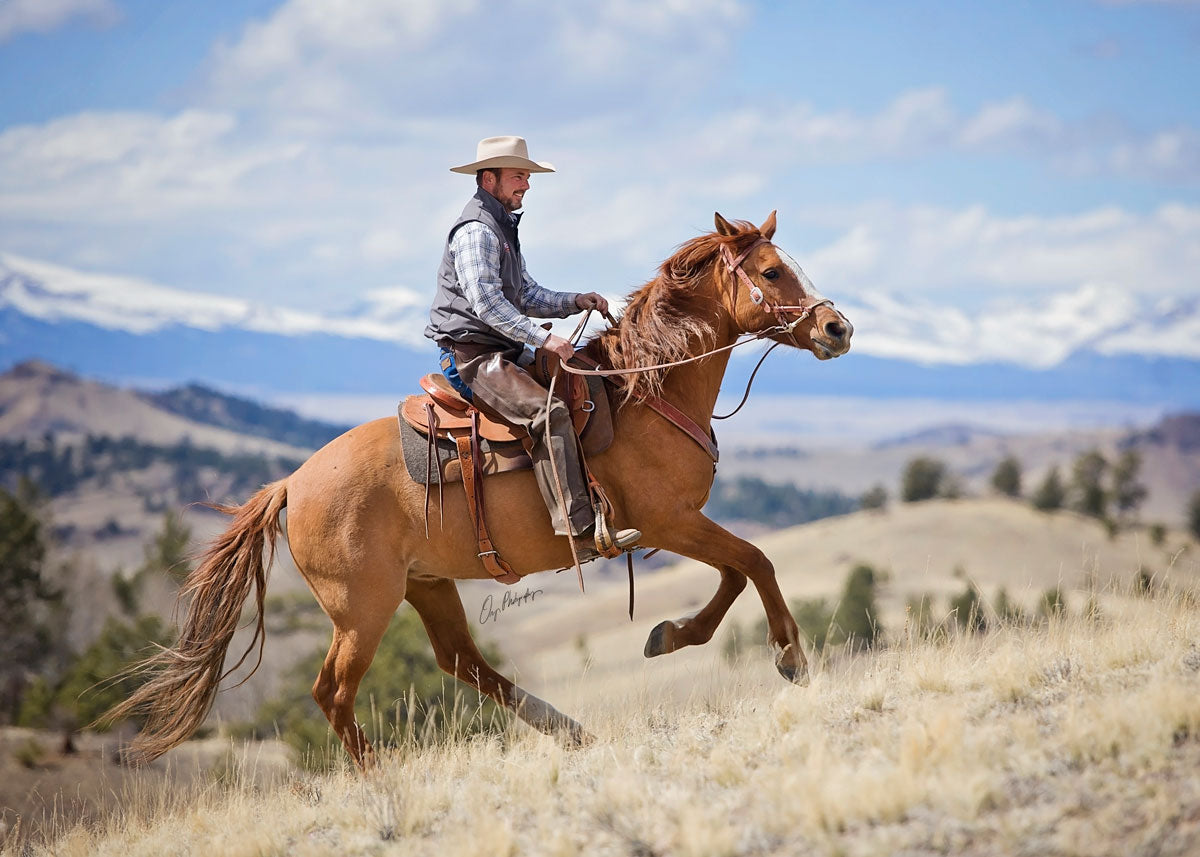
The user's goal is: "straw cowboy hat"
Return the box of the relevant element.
[450,136,556,174]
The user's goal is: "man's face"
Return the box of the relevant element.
[483,168,531,212]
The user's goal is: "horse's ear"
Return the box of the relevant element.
[714,212,737,236]
[759,210,777,240]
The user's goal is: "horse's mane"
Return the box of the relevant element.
[584,222,763,403]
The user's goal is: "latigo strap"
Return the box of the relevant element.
[455,411,521,585]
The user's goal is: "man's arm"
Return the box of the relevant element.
[451,222,556,348]
[517,255,582,319]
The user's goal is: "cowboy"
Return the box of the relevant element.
[425,136,640,554]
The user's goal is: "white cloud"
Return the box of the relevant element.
[0,0,117,41]
[802,202,1200,301]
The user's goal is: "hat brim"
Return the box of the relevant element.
[450,156,556,175]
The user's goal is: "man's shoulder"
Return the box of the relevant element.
[450,219,500,248]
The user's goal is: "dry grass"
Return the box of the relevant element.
[9,586,1200,857]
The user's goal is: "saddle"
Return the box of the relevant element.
[397,350,617,585]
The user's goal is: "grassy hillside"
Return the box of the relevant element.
[8,589,1199,856]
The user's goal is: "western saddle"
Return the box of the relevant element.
[397,349,620,585]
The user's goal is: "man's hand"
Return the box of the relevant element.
[543,333,575,363]
[575,292,609,315]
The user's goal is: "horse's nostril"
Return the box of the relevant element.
[824,321,845,339]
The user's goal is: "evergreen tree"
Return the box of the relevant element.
[901,457,946,502]
[1070,450,1109,519]
[1032,466,1066,512]
[831,564,881,650]
[0,481,64,723]
[1111,450,1147,520]
[990,456,1022,497]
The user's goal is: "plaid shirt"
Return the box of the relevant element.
[449,219,580,348]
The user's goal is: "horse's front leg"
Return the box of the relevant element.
[643,565,745,655]
[645,513,808,684]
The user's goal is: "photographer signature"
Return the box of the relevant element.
[479,586,544,624]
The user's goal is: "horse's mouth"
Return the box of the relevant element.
[812,339,842,361]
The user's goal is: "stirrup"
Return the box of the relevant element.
[593,503,640,557]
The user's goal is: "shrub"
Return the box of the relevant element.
[905,593,938,641]
[993,587,1027,625]
[901,457,947,502]
[1070,450,1109,519]
[1189,490,1200,541]
[1038,587,1067,620]
[1111,450,1147,520]
[831,564,881,650]
[1032,467,1065,512]
[949,582,987,633]
[860,484,888,511]
[991,456,1022,497]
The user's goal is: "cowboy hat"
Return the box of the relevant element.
[450,136,556,174]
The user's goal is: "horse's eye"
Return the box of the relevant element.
[762,269,779,280]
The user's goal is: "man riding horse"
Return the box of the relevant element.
[425,136,641,555]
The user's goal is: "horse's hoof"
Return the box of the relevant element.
[562,724,595,748]
[644,620,674,658]
[775,646,810,686]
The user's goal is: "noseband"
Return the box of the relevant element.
[720,238,834,335]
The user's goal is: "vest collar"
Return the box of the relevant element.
[474,188,522,231]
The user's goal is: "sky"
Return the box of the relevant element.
[1,0,1198,364]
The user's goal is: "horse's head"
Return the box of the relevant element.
[714,211,853,361]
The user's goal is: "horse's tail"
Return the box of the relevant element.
[103,479,288,762]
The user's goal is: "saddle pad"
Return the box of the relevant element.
[398,418,532,486]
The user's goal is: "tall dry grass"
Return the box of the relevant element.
[7,584,1200,857]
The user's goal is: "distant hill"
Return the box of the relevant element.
[144,383,350,450]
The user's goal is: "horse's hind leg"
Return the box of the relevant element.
[404,577,592,746]
[643,565,746,657]
[311,586,405,769]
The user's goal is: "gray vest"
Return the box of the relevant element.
[425,189,525,347]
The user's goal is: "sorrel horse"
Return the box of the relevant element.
[109,212,853,767]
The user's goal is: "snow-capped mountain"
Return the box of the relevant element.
[2,252,1197,406]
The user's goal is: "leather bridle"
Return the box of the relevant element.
[719,238,835,343]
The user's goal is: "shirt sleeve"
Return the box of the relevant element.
[450,221,552,348]
[517,254,582,319]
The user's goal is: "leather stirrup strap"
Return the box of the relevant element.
[455,413,520,585]
[423,401,441,538]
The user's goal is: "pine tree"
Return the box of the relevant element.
[990,456,1022,497]
[1032,467,1065,511]
[0,481,64,723]
[1070,450,1109,519]
[1111,449,1147,520]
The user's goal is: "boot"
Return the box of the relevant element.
[572,522,641,556]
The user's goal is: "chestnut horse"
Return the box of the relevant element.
[109,212,853,767]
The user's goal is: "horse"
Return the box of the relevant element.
[107,211,853,768]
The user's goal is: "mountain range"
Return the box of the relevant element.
[2,251,1197,409]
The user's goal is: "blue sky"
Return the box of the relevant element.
[1,0,1198,365]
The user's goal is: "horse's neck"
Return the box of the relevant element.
[656,314,735,430]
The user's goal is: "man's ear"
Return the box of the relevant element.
[714,212,737,236]
[759,210,777,240]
